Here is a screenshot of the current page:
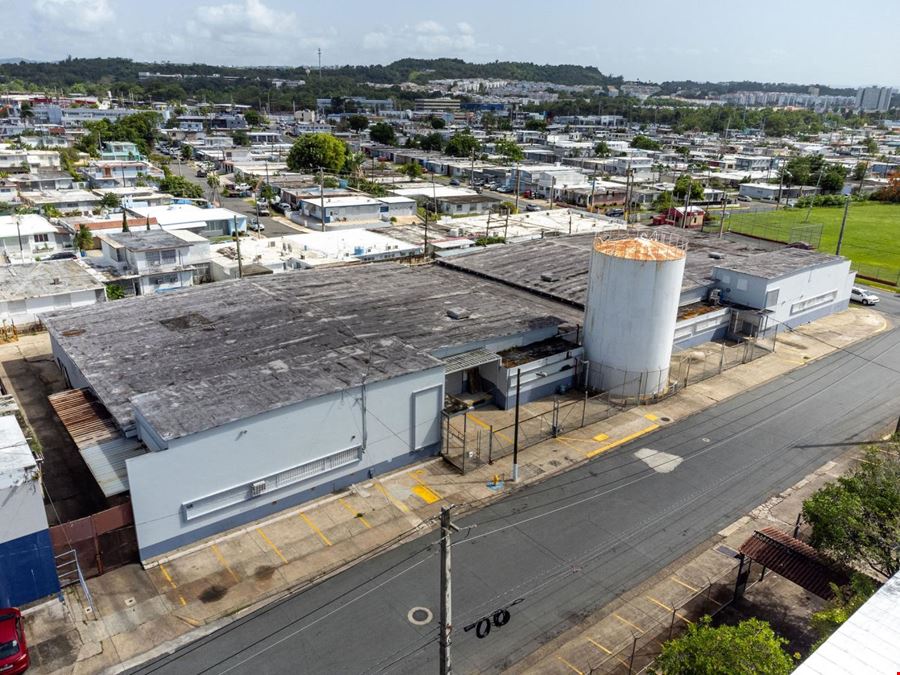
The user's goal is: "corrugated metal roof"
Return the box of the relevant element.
[442,348,500,374]
[48,388,144,497]
[739,527,848,599]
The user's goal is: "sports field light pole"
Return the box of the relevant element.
[512,368,521,482]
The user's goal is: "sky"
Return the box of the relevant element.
[3,0,897,87]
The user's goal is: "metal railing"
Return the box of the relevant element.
[55,549,93,613]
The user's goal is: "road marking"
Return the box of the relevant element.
[592,433,610,442]
[374,480,410,513]
[411,485,441,504]
[646,596,693,624]
[555,655,584,674]
[586,638,612,654]
[211,544,239,583]
[412,470,442,501]
[299,512,332,546]
[644,413,659,421]
[671,576,700,593]
[613,613,644,633]
[339,498,372,529]
[466,413,513,443]
[256,528,288,563]
[159,563,187,606]
[586,424,660,458]
[554,436,584,453]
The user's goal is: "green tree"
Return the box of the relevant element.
[650,617,795,675]
[810,575,877,650]
[73,223,93,251]
[631,134,662,151]
[369,121,397,146]
[444,131,480,158]
[673,175,704,200]
[343,151,366,179]
[106,284,126,300]
[594,141,611,157]
[180,145,193,161]
[863,136,878,155]
[494,138,524,163]
[803,446,900,578]
[243,108,263,127]
[819,164,848,194]
[206,172,220,203]
[430,116,446,129]
[852,162,867,181]
[347,114,369,133]
[286,133,347,173]
[652,191,673,211]
[99,192,121,209]
[524,118,547,131]
[121,210,130,232]
[158,173,204,199]
[403,162,423,180]
[233,130,251,146]
[420,132,444,152]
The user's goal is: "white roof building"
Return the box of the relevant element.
[128,204,247,236]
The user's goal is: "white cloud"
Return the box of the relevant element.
[195,0,294,35]
[34,0,114,30]
[415,20,445,34]
[457,22,473,35]
[362,32,390,50]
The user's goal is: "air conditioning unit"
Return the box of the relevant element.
[250,480,267,497]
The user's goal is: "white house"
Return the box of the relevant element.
[128,204,247,237]
[299,195,416,228]
[0,260,106,328]
[79,160,164,189]
[20,189,102,215]
[0,214,71,263]
[96,229,211,295]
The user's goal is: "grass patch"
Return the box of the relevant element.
[725,202,900,284]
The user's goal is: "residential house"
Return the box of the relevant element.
[0,214,71,263]
[128,204,247,237]
[20,189,101,215]
[79,160,163,189]
[0,260,106,328]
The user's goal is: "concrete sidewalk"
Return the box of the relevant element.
[17,306,889,674]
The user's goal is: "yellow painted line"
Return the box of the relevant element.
[256,527,288,564]
[374,480,410,513]
[586,638,612,655]
[644,413,659,421]
[671,575,700,593]
[211,544,239,583]
[159,563,187,606]
[555,655,584,674]
[339,498,372,529]
[466,413,513,443]
[592,432,610,442]
[646,596,694,624]
[586,424,659,459]
[411,484,441,504]
[613,613,644,634]
[299,512,333,546]
[413,470,442,499]
[554,436,584,453]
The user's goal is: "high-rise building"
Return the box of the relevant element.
[855,86,893,112]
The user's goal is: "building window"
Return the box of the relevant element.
[151,274,178,285]
[33,233,50,243]
[736,278,748,291]
[161,249,177,265]
[145,251,161,266]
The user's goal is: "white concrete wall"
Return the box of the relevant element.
[2,289,102,327]
[0,479,47,544]
[126,366,445,558]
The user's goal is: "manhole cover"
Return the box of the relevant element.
[408,607,433,625]
[125,597,136,607]
[659,416,673,423]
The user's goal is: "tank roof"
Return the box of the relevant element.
[593,237,685,261]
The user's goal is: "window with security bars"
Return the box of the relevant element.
[182,445,361,521]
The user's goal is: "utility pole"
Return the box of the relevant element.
[423,207,429,260]
[835,194,850,256]
[718,194,728,238]
[513,162,520,214]
[233,216,243,278]
[512,368,521,482]
[320,167,326,228]
[439,506,459,675]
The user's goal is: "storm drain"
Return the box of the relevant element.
[408,607,433,625]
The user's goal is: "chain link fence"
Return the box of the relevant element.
[850,261,900,288]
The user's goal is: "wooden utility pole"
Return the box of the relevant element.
[439,506,459,675]
[512,369,521,482]
[233,216,243,279]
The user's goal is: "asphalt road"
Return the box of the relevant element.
[133,298,900,675]
[166,160,301,238]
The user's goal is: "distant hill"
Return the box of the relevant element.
[0,57,37,64]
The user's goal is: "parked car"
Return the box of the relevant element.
[522,190,534,199]
[525,204,542,212]
[195,169,207,178]
[46,251,77,260]
[248,220,266,232]
[274,202,292,214]
[737,195,751,202]
[496,186,513,193]
[850,286,879,305]
[0,608,29,675]
[605,208,624,217]
[449,178,460,186]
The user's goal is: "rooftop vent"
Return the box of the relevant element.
[446,307,470,320]
[708,252,725,259]
[540,272,560,282]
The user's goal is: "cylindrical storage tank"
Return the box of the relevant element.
[583,233,686,398]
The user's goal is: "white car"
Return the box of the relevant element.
[850,286,879,305]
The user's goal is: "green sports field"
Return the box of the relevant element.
[723,202,900,285]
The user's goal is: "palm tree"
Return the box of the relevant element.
[73,224,93,254]
[344,151,366,181]
[206,172,221,205]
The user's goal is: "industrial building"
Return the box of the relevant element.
[43,226,856,560]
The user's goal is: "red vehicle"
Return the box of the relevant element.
[0,608,29,674]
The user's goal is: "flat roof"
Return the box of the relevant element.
[714,248,845,280]
[438,226,780,307]
[0,413,35,490]
[0,260,104,302]
[130,205,245,226]
[299,196,381,208]
[103,230,192,252]
[46,263,579,441]
[0,213,56,236]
